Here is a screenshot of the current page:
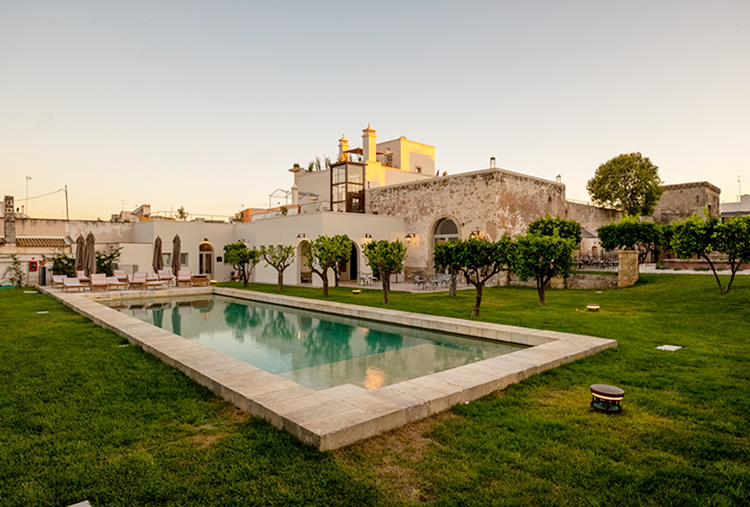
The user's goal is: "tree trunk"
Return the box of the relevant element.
[382,272,390,305]
[277,270,284,292]
[449,268,457,297]
[725,263,738,294]
[334,263,340,288]
[537,277,546,306]
[322,274,329,297]
[701,253,725,293]
[471,283,483,317]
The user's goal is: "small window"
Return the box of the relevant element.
[415,166,422,174]
[180,253,188,265]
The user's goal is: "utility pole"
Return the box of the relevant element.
[25,176,32,216]
[738,175,742,201]
[65,185,69,220]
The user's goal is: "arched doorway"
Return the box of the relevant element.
[199,242,214,275]
[433,218,459,246]
[349,242,358,281]
[299,240,312,283]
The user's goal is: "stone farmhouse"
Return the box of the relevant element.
[1,124,721,287]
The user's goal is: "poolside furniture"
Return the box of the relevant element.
[128,272,148,289]
[51,275,66,288]
[106,276,127,290]
[177,270,192,287]
[76,270,90,284]
[90,273,108,291]
[62,277,88,292]
[157,269,173,286]
[113,269,128,282]
[145,279,170,290]
[191,274,211,286]
[590,384,625,414]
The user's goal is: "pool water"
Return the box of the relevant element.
[105,295,526,391]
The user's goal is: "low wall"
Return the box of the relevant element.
[663,259,750,271]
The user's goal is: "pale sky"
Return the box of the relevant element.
[2,1,749,220]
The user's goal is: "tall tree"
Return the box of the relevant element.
[587,152,664,216]
[598,217,659,264]
[224,242,261,287]
[260,245,295,292]
[433,241,461,296]
[717,217,750,294]
[305,236,339,297]
[454,237,514,316]
[331,235,354,288]
[514,234,576,306]
[363,240,407,305]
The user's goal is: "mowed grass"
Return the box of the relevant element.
[0,274,748,506]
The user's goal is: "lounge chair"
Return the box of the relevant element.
[113,269,128,282]
[177,270,191,287]
[62,277,88,292]
[76,270,90,284]
[157,269,173,286]
[90,273,108,291]
[145,279,170,290]
[51,275,66,288]
[128,272,148,289]
[106,276,127,290]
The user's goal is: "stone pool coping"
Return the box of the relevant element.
[41,286,617,450]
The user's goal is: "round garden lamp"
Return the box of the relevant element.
[590,384,625,414]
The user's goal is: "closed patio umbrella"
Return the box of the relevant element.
[85,232,96,276]
[74,235,86,273]
[153,236,164,274]
[171,234,181,276]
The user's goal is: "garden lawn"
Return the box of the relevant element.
[1,273,749,506]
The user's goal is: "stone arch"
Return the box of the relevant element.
[297,239,312,284]
[428,215,462,275]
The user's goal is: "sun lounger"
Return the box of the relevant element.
[177,270,192,287]
[128,272,148,289]
[157,269,173,286]
[51,275,66,288]
[90,273,108,291]
[76,270,90,284]
[191,274,211,286]
[145,280,170,290]
[113,269,128,282]
[106,276,127,290]
[62,277,88,292]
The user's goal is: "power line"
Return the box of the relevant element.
[17,187,65,202]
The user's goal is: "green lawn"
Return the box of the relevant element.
[1,275,749,506]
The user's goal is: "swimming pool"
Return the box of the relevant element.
[105,295,526,390]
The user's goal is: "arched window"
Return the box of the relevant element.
[433,218,459,245]
[199,242,214,275]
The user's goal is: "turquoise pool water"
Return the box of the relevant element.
[105,295,526,391]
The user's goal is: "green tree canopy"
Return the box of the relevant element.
[454,237,514,317]
[363,240,407,305]
[586,152,663,216]
[95,246,123,276]
[514,234,576,306]
[597,216,660,263]
[260,245,295,292]
[331,235,354,288]
[223,242,260,287]
[527,215,582,245]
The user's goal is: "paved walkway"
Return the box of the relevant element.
[639,263,749,275]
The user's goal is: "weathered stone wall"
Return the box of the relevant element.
[0,218,135,243]
[564,201,621,234]
[618,250,639,287]
[652,182,721,224]
[506,272,617,290]
[368,168,566,274]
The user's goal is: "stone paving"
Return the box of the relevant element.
[41,286,616,450]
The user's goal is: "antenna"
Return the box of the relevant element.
[738,175,742,201]
[25,176,32,216]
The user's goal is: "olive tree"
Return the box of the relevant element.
[363,240,407,305]
[224,242,260,287]
[433,241,461,296]
[455,237,514,317]
[305,236,339,297]
[587,152,663,216]
[260,245,295,292]
[527,215,582,244]
[514,235,576,306]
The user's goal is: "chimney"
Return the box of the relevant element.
[4,196,16,244]
[338,135,349,162]
[289,165,301,204]
[362,124,377,163]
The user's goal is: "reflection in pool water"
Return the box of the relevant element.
[105,295,526,391]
